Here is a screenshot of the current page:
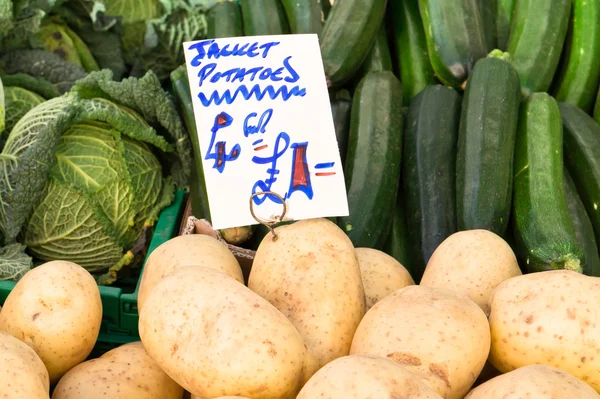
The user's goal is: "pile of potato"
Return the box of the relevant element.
[0,218,600,398]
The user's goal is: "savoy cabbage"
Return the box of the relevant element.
[0,69,191,282]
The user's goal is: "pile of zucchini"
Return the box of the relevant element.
[187,0,600,282]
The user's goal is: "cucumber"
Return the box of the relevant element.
[506,0,571,96]
[207,1,244,38]
[456,52,521,236]
[560,102,600,257]
[320,0,387,86]
[384,196,415,279]
[564,168,600,276]
[495,0,515,50]
[339,71,403,249]
[512,93,583,273]
[478,0,498,51]
[281,0,323,34]
[552,0,600,114]
[402,85,461,280]
[170,66,211,221]
[389,0,436,104]
[330,90,352,166]
[419,0,488,88]
[240,0,290,36]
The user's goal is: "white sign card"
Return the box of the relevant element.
[182,34,349,230]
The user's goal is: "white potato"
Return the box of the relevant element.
[0,261,102,383]
[248,218,366,367]
[139,266,318,399]
[465,364,600,398]
[52,341,183,399]
[355,247,414,310]
[350,285,490,399]
[0,331,49,398]
[421,230,522,315]
[488,270,600,392]
[138,234,243,311]
[297,354,443,399]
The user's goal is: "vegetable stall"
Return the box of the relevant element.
[1,0,600,398]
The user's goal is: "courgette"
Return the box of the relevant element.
[240,0,290,36]
[495,0,515,50]
[320,0,387,86]
[389,0,436,104]
[512,92,583,273]
[552,0,600,114]
[506,0,571,96]
[564,168,600,276]
[207,1,244,38]
[419,0,488,88]
[456,52,521,236]
[170,66,211,221]
[339,71,403,249]
[350,23,393,91]
[478,0,498,51]
[560,102,600,257]
[281,0,323,35]
[330,90,352,166]
[384,197,415,279]
[402,85,461,280]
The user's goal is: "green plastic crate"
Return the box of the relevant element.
[0,189,186,357]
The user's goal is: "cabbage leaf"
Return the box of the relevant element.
[0,243,32,281]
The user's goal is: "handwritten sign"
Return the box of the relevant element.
[182,34,349,230]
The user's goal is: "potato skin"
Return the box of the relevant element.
[138,234,244,311]
[420,230,522,315]
[355,247,415,310]
[488,270,600,392]
[465,364,600,398]
[139,266,318,399]
[350,285,490,399]
[0,261,102,384]
[297,354,443,399]
[248,218,366,367]
[0,331,50,399]
[52,341,183,399]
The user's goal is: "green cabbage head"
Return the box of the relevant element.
[24,119,168,271]
[0,70,191,281]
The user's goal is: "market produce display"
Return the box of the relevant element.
[2,0,600,397]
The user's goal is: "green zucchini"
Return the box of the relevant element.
[560,102,600,257]
[170,66,211,221]
[330,90,352,166]
[564,168,600,276]
[339,71,403,249]
[512,93,583,273]
[389,0,436,104]
[350,22,393,92]
[402,85,461,280]
[478,0,498,51]
[384,196,415,279]
[495,0,515,50]
[506,0,571,96]
[419,0,488,88]
[356,23,393,76]
[320,0,387,86]
[456,52,521,236]
[240,0,290,36]
[552,0,600,114]
[281,0,323,34]
[207,1,244,38]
